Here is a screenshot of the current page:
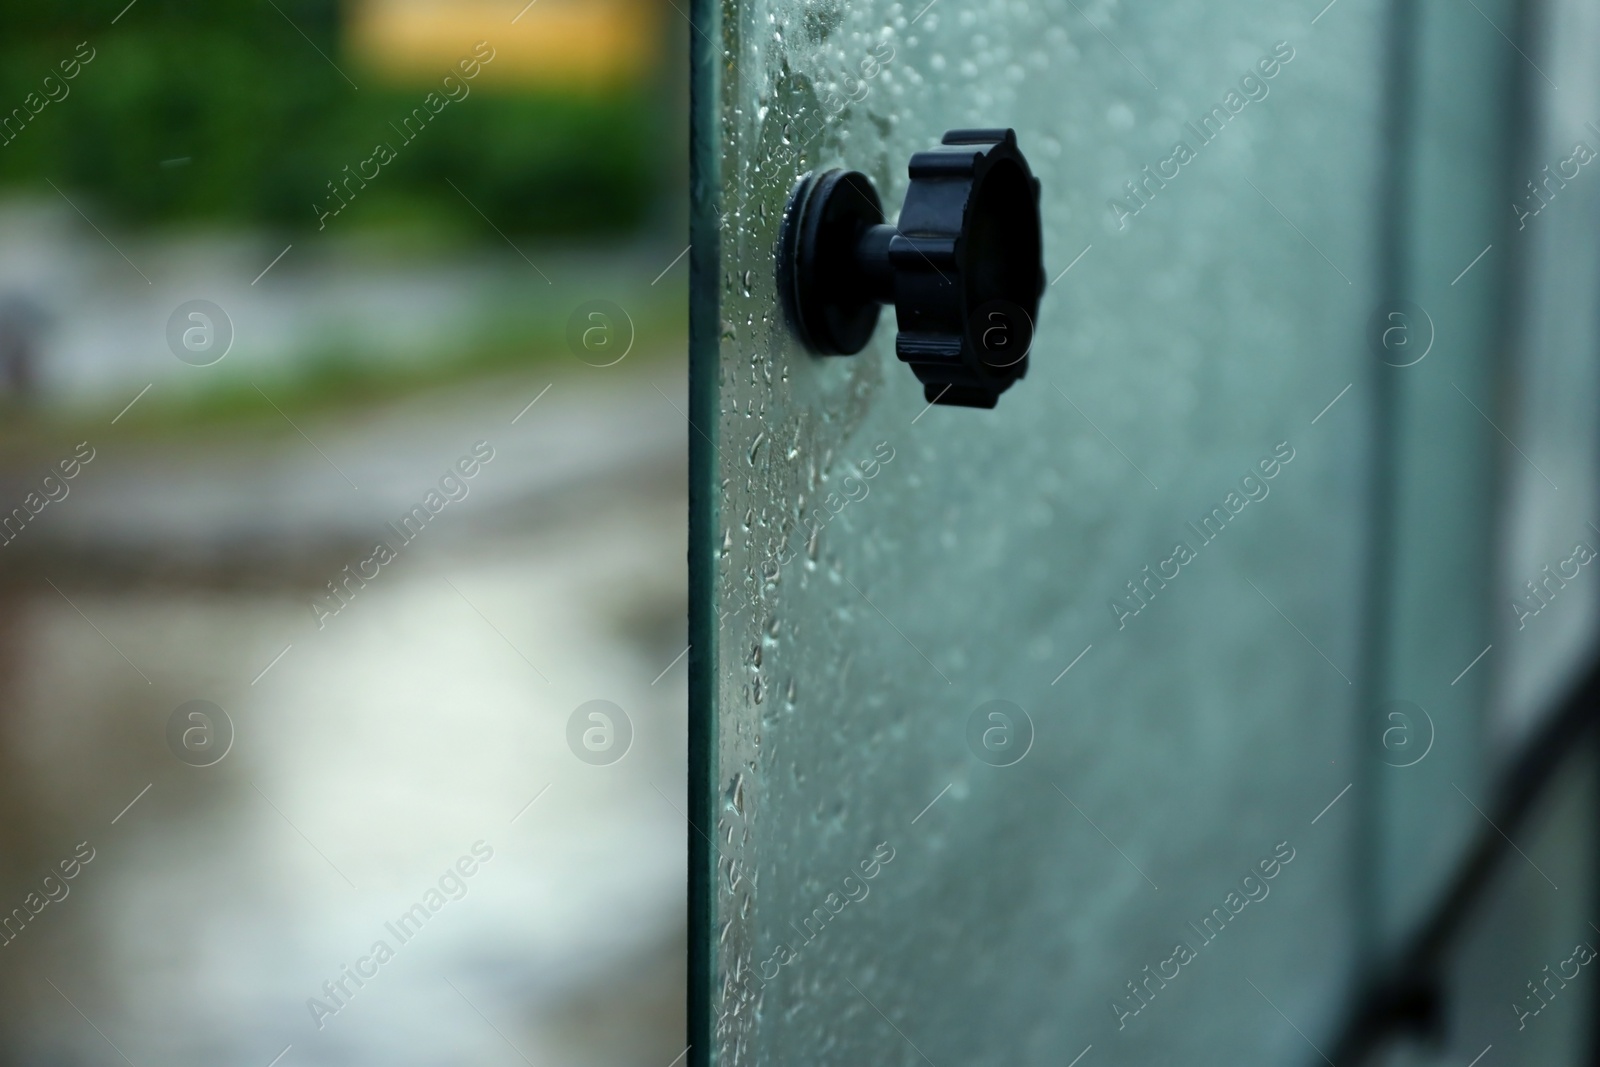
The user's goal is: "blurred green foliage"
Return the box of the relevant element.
[0,0,663,234]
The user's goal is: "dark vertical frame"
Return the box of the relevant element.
[1358,0,1422,1005]
[1591,719,1600,1065]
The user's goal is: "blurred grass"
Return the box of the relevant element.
[0,1,670,235]
[0,0,686,455]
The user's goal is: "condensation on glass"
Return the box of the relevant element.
[688,0,1600,1061]
[695,0,1392,1062]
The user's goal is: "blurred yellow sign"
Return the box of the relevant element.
[348,0,662,89]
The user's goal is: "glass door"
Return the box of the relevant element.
[689,0,1600,1059]
[693,1,1397,1063]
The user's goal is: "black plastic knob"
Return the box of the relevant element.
[778,128,1045,409]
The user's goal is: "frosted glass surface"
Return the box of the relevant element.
[695,0,1391,1063]
[1371,0,1600,1060]
[1373,0,1600,951]
[1494,0,1600,747]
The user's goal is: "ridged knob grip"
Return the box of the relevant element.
[778,128,1045,409]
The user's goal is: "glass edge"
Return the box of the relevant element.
[687,0,723,1063]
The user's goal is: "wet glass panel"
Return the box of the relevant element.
[1372,0,1521,948]
[693,0,1396,1062]
[1493,0,1600,748]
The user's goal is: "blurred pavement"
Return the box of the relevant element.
[0,358,689,1067]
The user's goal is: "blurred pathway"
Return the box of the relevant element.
[0,358,690,1066]
[14,361,686,573]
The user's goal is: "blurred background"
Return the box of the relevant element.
[0,1,689,1065]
